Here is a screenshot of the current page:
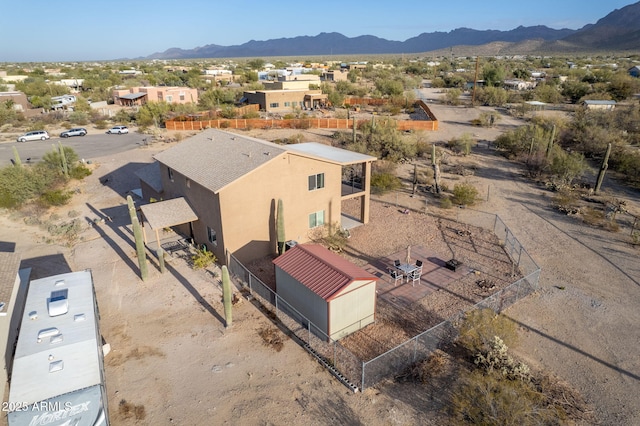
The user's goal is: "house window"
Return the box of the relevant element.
[308,173,325,191]
[269,102,279,108]
[308,210,325,229]
[158,91,163,101]
[168,168,174,181]
[179,94,185,101]
[284,102,291,107]
[292,101,298,107]
[207,226,218,247]
[166,95,173,102]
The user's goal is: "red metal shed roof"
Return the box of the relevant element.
[272,243,378,301]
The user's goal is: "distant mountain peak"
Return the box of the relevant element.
[145,2,640,59]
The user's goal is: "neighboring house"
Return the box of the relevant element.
[0,253,30,398]
[583,100,617,111]
[629,66,640,78]
[242,89,328,112]
[136,129,376,265]
[322,69,349,82]
[113,86,199,106]
[263,74,321,90]
[273,243,378,340]
[0,91,30,112]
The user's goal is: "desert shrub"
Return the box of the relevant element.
[450,369,562,425]
[551,188,580,214]
[439,196,453,209]
[447,133,475,155]
[444,88,463,105]
[242,110,260,119]
[173,132,185,142]
[94,119,108,129]
[191,248,217,269]
[309,222,350,252]
[456,308,518,354]
[219,120,230,128]
[69,164,92,180]
[39,189,72,206]
[68,111,89,125]
[370,172,402,194]
[452,182,478,206]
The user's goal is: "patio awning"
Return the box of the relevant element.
[139,197,198,230]
[119,93,147,100]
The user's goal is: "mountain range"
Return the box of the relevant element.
[147,2,640,59]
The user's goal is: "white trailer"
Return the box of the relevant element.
[7,270,109,426]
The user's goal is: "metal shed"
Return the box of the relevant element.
[273,244,378,340]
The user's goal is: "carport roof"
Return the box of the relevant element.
[139,197,198,230]
[273,243,378,301]
[119,93,147,100]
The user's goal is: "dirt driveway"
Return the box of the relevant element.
[1,96,639,425]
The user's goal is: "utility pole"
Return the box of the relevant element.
[472,56,480,105]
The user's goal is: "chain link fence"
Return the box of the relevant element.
[227,209,540,390]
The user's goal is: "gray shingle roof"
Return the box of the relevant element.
[154,129,286,193]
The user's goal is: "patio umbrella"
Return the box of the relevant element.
[406,245,411,264]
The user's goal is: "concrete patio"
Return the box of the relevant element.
[362,245,473,309]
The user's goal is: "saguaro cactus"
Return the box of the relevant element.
[12,147,22,166]
[127,195,148,280]
[58,142,68,177]
[221,265,232,328]
[432,144,441,194]
[276,198,286,255]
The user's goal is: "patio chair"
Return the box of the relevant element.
[415,259,423,268]
[389,269,403,286]
[407,269,422,286]
[394,259,401,268]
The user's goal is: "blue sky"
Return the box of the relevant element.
[0,0,635,62]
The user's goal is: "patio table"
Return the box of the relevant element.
[396,263,418,276]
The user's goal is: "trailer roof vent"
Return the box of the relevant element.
[37,327,60,343]
[47,289,69,317]
[49,360,64,373]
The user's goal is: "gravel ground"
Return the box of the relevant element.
[1,92,639,425]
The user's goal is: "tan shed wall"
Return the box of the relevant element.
[329,281,376,340]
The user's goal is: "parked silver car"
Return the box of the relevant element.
[106,125,129,134]
[60,127,87,138]
[17,130,50,142]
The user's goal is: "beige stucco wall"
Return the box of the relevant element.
[244,90,322,112]
[218,152,342,263]
[157,151,343,265]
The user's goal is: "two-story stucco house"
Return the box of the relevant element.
[136,129,376,265]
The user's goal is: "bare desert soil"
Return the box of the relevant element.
[1,93,639,425]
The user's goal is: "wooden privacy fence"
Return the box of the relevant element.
[166,101,438,131]
[166,99,438,131]
[166,117,437,131]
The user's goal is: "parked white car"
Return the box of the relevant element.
[106,126,129,134]
[17,130,50,142]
